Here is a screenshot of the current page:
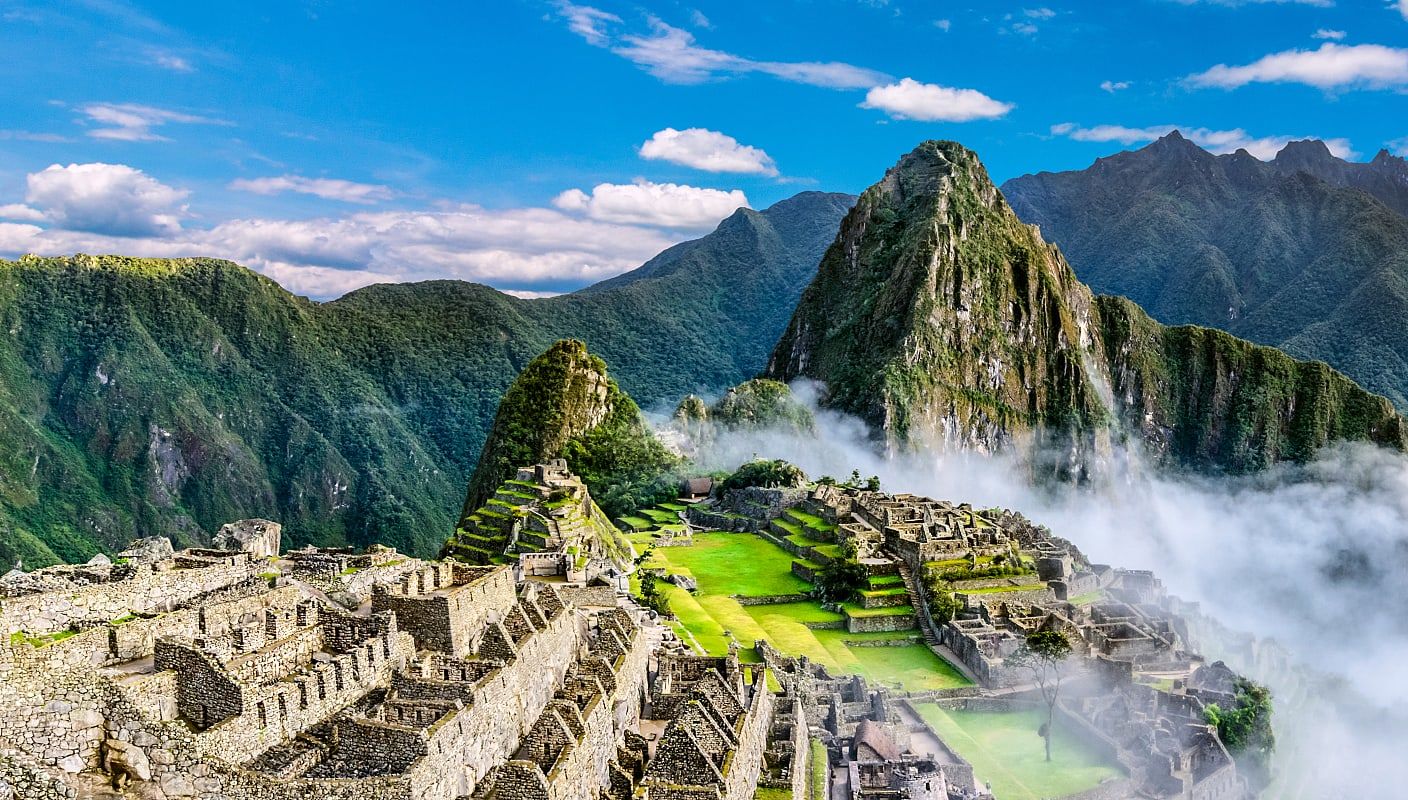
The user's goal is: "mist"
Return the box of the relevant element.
[671,383,1408,798]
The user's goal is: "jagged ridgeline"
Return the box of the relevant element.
[766,140,1407,472]
[1002,134,1408,411]
[453,339,678,558]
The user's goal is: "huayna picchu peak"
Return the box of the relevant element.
[767,140,1407,473]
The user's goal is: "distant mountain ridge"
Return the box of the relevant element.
[1001,132,1408,409]
[0,191,853,566]
[766,140,1406,474]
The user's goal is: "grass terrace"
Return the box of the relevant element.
[647,531,971,691]
[914,704,1122,800]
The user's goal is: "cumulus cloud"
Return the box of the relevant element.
[11,162,189,236]
[1188,43,1408,90]
[559,7,887,89]
[78,102,229,141]
[934,19,952,31]
[0,163,752,298]
[1024,7,1057,18]
[553,179,749,230]
[1399,0,1408,21]
[1100,80,1131,92]
[860,78,1014,122]
[1050,121,1356,159]
[1313,28,1346,40]
[638,128,778,176]
[228,175,395,204]
[1389,136,1408,156]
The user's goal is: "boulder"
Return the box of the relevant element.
[212,519,282,559]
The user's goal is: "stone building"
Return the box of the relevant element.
[0,509,773,800]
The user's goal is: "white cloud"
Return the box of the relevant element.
[638,128,778,176]
[553,179,749,230]
[1398,0,1408,21]
[151,53,194,72]
[1010,21,1039,35]
[1024,7,1057,18]
[561,8,888,89]
[20,162,189,236]
[556,2,620,46]
[934,19,952,31]
[860,78,1014,122]
[0,204,46,222]
[1188,43,1408,90]
[689,9,712,29]
[0,203,687,299]
[78,102,229,141]
[0,165,755,298]
[229,175,395,204]
[1100,80,1131,92]
[1387,136,1408,156]
[1050,121,1357,160]
[1313,28,1347,40]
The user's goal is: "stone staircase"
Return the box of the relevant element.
[896,561,942,648]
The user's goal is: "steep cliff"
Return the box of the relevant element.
[766,141,1110,469]
[766,141,1407,473]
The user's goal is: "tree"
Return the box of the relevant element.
[1010,628,1073,761]
[815,559,868,604]
[1205,679,1275,786]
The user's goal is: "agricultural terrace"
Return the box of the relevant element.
[629,504,970,691]
[913,704,1122,800]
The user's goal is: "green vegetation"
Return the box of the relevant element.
[460,340,681,523]
[649,531,969,691]
[1003,134,1408,410]
[721,459,806,494]
[1205,678,1275,786]
[0,194,857,567]
[9,628,79,648]
[648,533,809,597]
[754,788,792,800]
[1010,629,1074,762]
[763,140,1406,472]
[915,704,1122,800]
[808,740,828,800]
[690,379,816,433]
[815,558,869,603]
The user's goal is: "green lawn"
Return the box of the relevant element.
[651,533,810,596]
[914,704,1122,800]
[755,788,792,800]
[617,515,653,530]
[868,574,905,588]
[842,603,915,617]
[812,629,969,690]
[649,532,970,691]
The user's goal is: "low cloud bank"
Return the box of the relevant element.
[678,383,1408,796]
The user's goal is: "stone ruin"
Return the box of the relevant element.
[693,480,1258,800]
[0,498,786,800]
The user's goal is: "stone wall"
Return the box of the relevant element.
[372,565,517,656]
[722,673,775,800]
[845,613,916,634]
[0,557,261,636]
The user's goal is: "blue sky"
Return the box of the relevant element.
[0,0,1404,298]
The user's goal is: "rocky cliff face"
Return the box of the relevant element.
[766,140,1407,473]
[766,141,1111,472]
[458,339,676,528]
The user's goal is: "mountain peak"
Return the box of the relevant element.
[1273,138,1338,167]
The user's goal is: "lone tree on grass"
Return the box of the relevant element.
[1010,628,1073,762]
